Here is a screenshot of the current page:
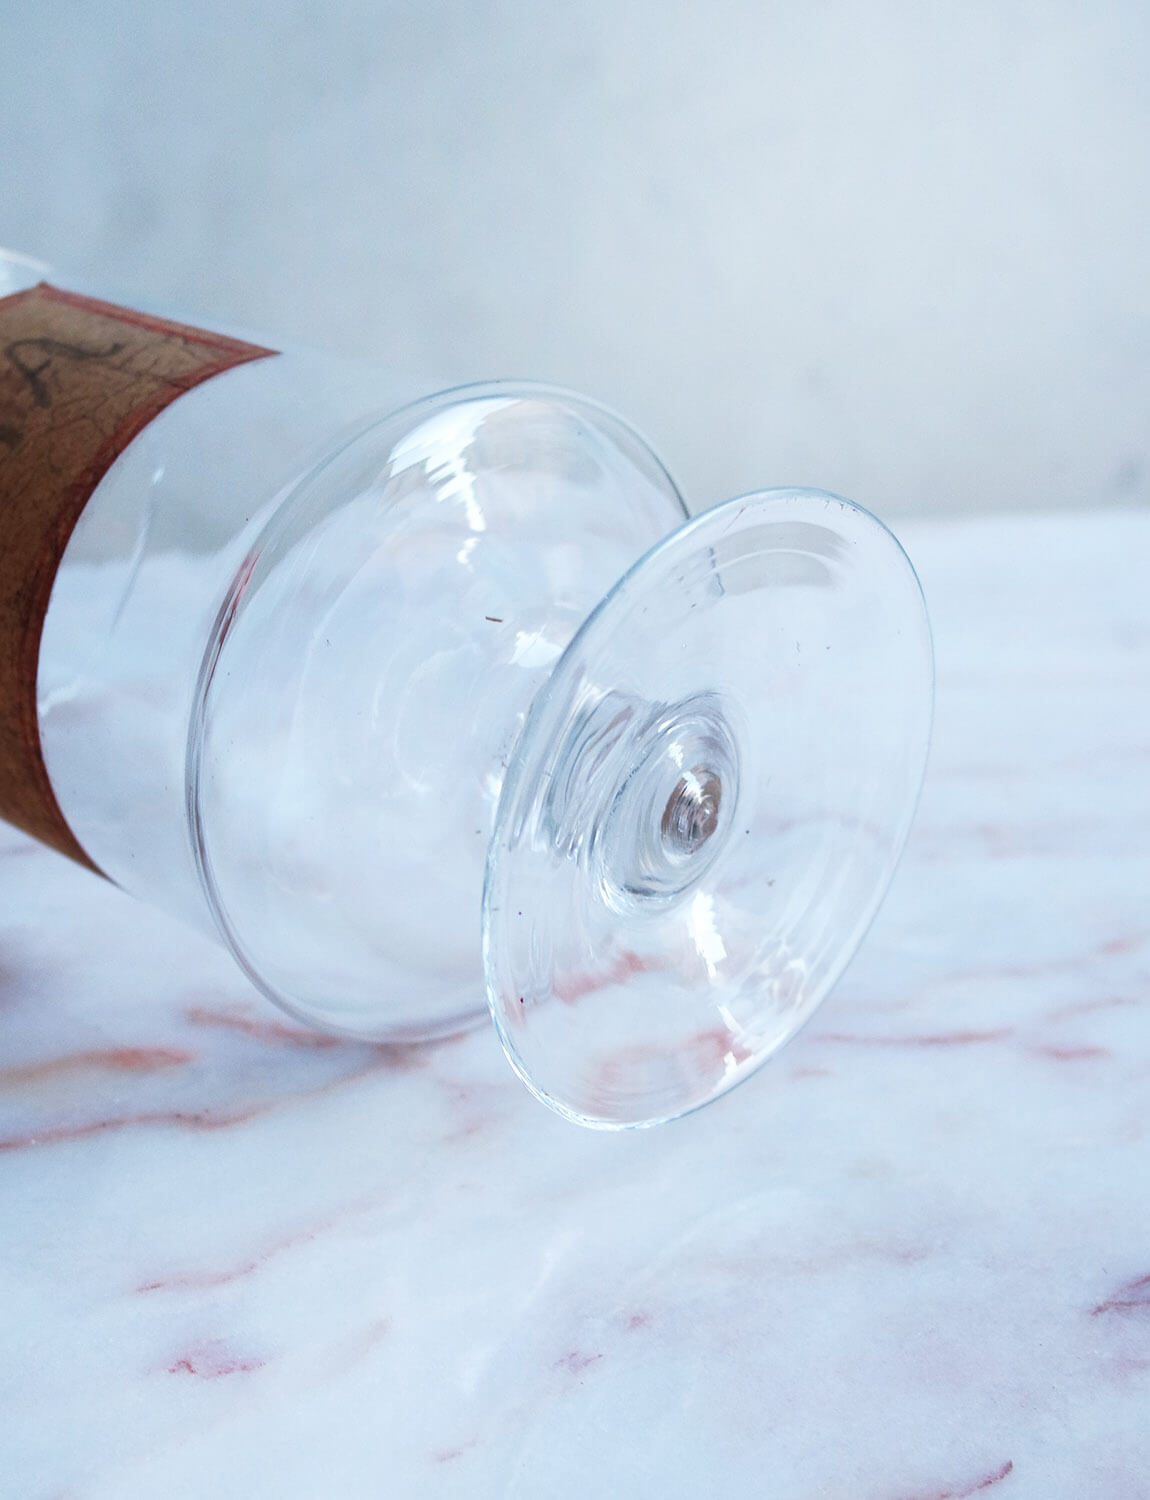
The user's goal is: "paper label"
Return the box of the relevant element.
[0,283,275,869]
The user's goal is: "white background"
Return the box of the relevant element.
[2,0,1148,519]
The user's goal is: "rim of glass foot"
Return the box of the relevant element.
[482,487,933,1128]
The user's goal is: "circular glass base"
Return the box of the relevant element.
[483,488,933,1127]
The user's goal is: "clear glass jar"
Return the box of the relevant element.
[0,249,933,1126]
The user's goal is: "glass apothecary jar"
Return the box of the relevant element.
[0,249,932,1127]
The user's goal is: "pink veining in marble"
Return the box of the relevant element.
[894,1458,1014,1500]
[165,1340,267,1379]
[1092,1273,1150,1318]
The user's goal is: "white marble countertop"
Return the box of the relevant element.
[2,508,1148,1499]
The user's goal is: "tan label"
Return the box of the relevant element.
[0,283,275,871]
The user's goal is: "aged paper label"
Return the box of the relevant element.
[0,283,275,869]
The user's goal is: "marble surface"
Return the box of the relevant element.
[1,507,1148,1499]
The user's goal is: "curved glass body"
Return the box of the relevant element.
[187,388,688,1040]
